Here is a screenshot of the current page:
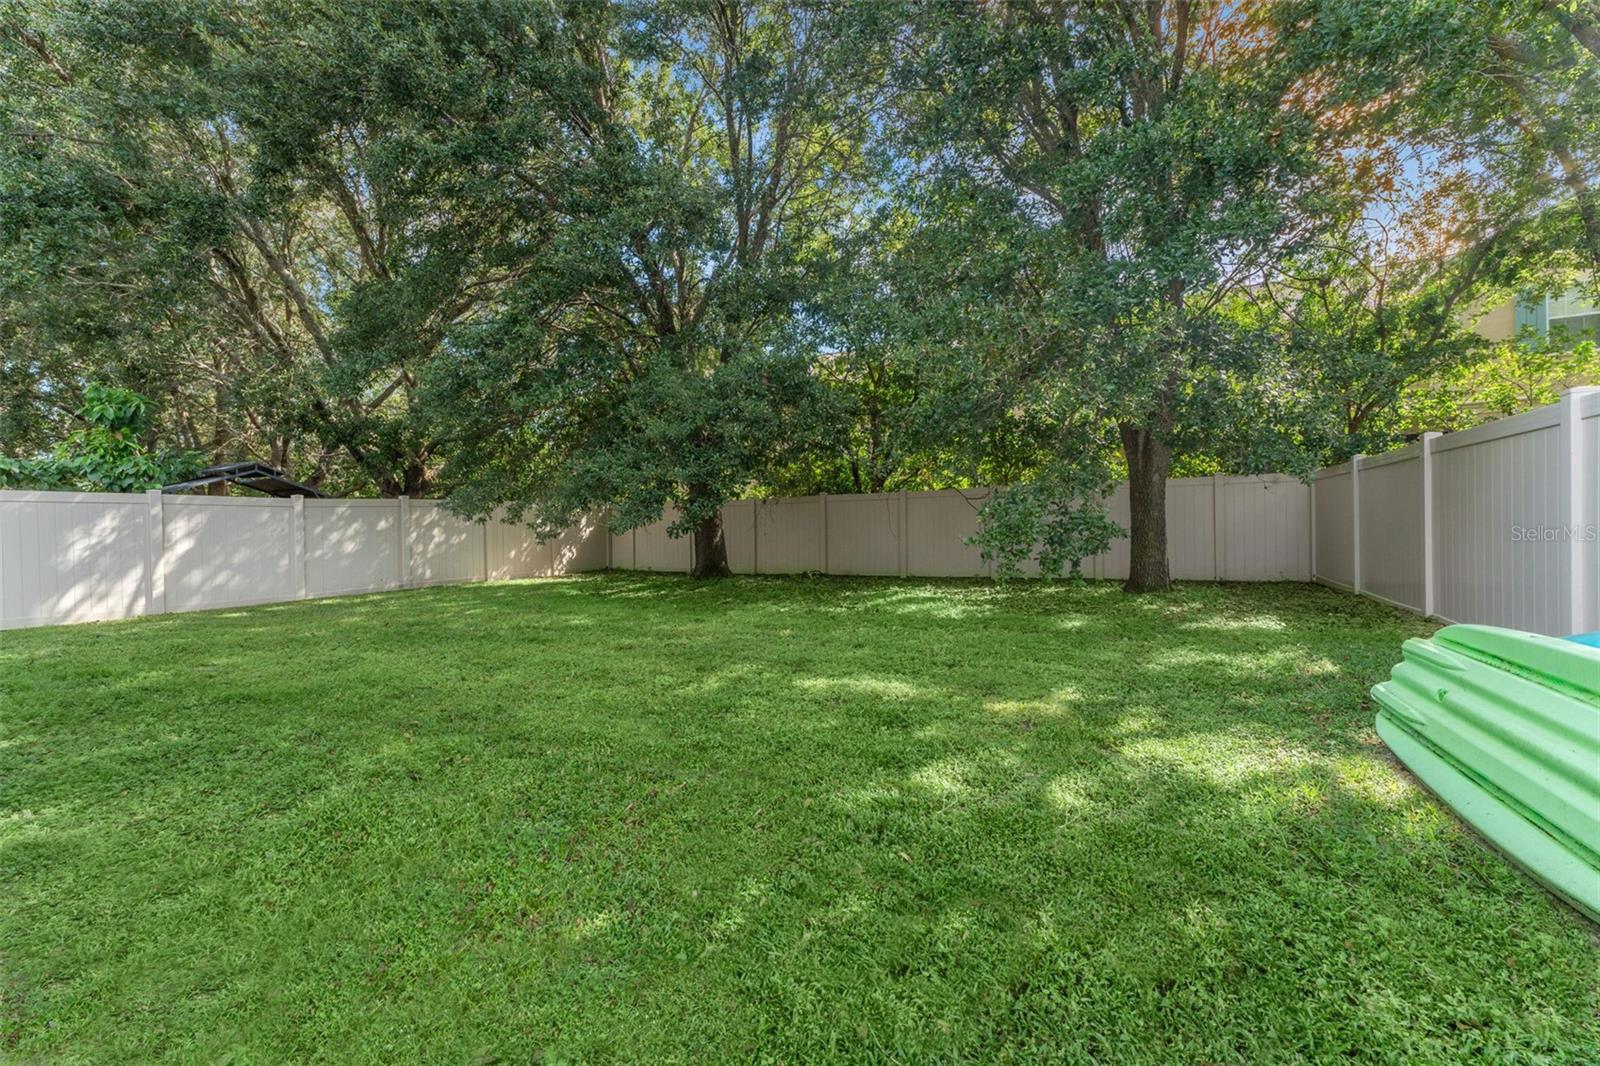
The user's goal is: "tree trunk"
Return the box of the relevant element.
[1120,421,1171,593]
[691,509,730,579]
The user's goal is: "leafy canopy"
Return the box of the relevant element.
[0,384,198,492]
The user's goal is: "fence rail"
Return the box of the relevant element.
[1312,387,1599,636]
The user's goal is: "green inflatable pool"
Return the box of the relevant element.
[1371,625,1599,922]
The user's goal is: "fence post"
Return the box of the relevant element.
[1309,475,1318,583]
[1560,388,1593,633]
[898,490,909,578]
[819,493,829,574]
[1420,433,1439,617]
[478,519,490,583]
[1350,454,1364,595]
[398,495,411,588]
[984,489,994,579]
[291,495,307,599]
[145,488,167,615]
[1211,473,1223,581]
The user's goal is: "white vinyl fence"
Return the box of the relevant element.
[0,492,608,630]
[5,388,1593,634]
[610,477,1312,583]
[1,475,1311,630]
[1313,387,1600,636]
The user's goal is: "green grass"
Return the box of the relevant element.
[2,575,1596,1063]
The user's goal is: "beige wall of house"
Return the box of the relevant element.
[1471,297,1517,342]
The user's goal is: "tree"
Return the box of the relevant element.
[1318,0,1600,284]
[433,0,885,577]
[1244,167,1511,462]
[886,1,1336,590]
[2,0,610,495]
[0,384,198,492]
[1219,0,1599,465]
[1405,330,1600,429]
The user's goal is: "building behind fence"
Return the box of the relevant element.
[2,388,1594,634]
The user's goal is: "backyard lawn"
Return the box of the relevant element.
[2,574,1596,1062]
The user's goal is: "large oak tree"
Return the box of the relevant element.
[433,0,885,576]
[885,0,1340,590]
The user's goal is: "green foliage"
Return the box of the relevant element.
[1,0,614,496]
[1405,330,1600,430]
[5,576,1598,1060]
[0,383,197,491]
[970,466,1124,582]
[430,0,888,570]
[872,1,1355,585]
[1231,220,1500,465]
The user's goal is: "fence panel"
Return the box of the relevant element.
[610,527,635,571]
[757,496,824,573]
[721,500,756,574]
[1165,479,1217,580]
[906,490,989,578]
[1355,450,1425,611]
[164,496,297,611]
[1582,392,1600,633]
[306,499,402,597]
[1313,465,1355,590]
[1217,476,1312,581]
[825,493,902,576]
[634,508,692,573]
[1431,409,1568,633]
[487,515,552,580]
[407,500,484,586]
[0,491,149,628]
[1083,485,1131,581]
[553,514,610,574]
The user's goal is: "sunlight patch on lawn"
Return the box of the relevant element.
[984,686,1082,719]
[1178,899,1231,938]
[839,586,998,619]
[907,758,977,799]
[678,663,763,698]
[1106,713,1158,739]
[1149,646,1311,679]
[1116,736,1326,788]
[1176,613,1291,632]
[1331,754,1420,809]
[1043,776,1100,817]
[830,782,904,812]
[795,675,922,700]
[568,908,624,941]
